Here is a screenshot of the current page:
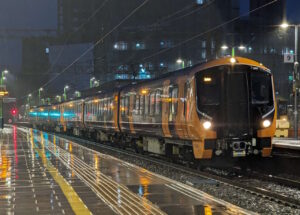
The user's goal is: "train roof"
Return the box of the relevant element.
[120,56,270,90]
[30,56,270,108]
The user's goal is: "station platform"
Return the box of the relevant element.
[273,138,300,151]
[0,126,253,215]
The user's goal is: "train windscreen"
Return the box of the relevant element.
[251,72,273,106]
[196,66,224,117]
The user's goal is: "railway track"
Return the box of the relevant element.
[20,125,300,210]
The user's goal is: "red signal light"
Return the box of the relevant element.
[11,108,18,116]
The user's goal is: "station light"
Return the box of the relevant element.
[176,58,183,64]
[3,70,8,74]
[238,45,246,50]
[221,45,228,50]
[280,22,289,29]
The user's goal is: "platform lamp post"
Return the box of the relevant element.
[27,94,32,106]
[176,58,185,69]
[75,91,81,98]
[38,88,43,105]
[0,70,8,85]
[220,44,246,58]
[56,95,61,103]
[93,80,99,87]
[281,22,300,138]
[63,85,69,101]
[90,77,95,88]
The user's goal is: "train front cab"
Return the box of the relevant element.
[189,57,276,160]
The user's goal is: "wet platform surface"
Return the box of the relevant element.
[273,138,300,150]
[0,126,253,215]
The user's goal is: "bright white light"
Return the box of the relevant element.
[221,45,228,50]
[3,70,8,74]
[230,57,236,64]
[28,94,32,97]
[280,22,289,29]
[39,87,43,91]
[263,119,271,128]
[65,85,69,89]
[2,77,6,80]
[203,121,212,130]
[238,45,246,50]
[90,77,95,81]
[176,58,183,64]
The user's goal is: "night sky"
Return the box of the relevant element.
[0,0,297,30]
[0,0,57,29]
[286,0,300,22]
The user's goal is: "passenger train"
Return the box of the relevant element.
[26,57,276,162]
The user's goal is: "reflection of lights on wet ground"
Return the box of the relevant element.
[117,188,122,205]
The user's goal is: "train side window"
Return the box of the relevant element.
[140,95,145,115]
[150,92,156,115]
[173,87,178,114]
[124,96,129,115]
[135,95,140,114]
[121,97,125,116]
[170,86,178,115]
[155,90,162,115]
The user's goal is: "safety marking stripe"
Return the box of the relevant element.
[32,138,92,215]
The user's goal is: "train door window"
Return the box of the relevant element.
[150,92,156,115]
[110,98,113,116]
[169,86,178,121]
[155,90,162,115]
[172,87,178,114]
[145,94,149,115]
[125,95,130,115]
[183,82,190,116]
[121,97,125,116]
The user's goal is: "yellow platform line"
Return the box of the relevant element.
[32,134,92,215]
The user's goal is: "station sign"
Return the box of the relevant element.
[284,53,294,63]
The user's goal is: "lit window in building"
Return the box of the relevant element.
[270,48,276,54]
[160,40,173,48]
[134,42,145,50]
[201,50,206,59]
[211,40,215,49]
[202,41,206,48]
[196,0,204,5]
[160,62,165,67]
[113,41,128,50]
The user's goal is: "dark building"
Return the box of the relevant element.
[55,0,294,100]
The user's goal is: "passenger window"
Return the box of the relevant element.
[150,92,156,115]
[155,90,162,115]
[140,95,145,115]
[145,95,149,115]
[135,95,140,114]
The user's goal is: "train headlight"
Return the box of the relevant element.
[262,119,271,128]
[203,121,212,130]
